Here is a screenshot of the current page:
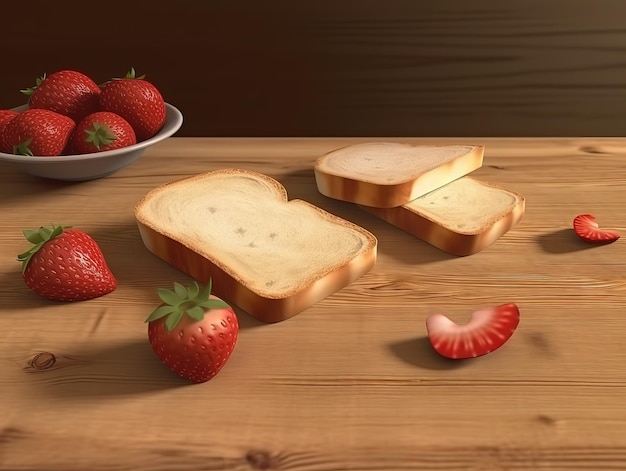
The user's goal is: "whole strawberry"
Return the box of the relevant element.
[17,224,117,301]
[21,70,101,123]
[146,280,239,383]
[4,108,75,156]
[70,111,137,154]
[100,68,166,141]
[0,109,19,153]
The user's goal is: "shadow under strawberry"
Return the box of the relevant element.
[28,338,192,399]
[388,336,470,371]
[536,228,601,254]
[84,220,165,285]
[0,169,83,205]
[0,264,69,311]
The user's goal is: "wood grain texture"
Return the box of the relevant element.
[1,137,626,469]
[2,1,626,136]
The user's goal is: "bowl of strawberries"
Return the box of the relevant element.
[0,68,183,181]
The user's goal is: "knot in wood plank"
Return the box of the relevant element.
[0,427,26,446]
[245,449,276,469]
[29,352,57,371]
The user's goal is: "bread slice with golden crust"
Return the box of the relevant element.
[135,168,378,323]
[361,177,525,256]
[314,142,484,208]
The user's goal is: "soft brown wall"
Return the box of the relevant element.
[2,1,626,137]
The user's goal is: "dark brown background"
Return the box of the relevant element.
[2,1,626,137]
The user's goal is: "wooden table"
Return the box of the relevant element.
[1,138,625,470]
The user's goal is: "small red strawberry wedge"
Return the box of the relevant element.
[426,303,520,360]
[573,214,620,244]
[17,224,117,301]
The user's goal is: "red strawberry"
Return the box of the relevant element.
[21,70,101,123]
[426,303,520,359]
[70,111,137,154]
[17,224,117,301]
[3,108,75,156]
[99,68,166,141]
[146,280,239,383]
[573,214,620,244]
[0,109,19,153]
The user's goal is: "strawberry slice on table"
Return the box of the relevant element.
[573,214,620,244]
[3,108,75,156]
[426,303,520,360]
[146,280,239,383]
[17,224,117,301]
[0,109,19,153]
[70,111,137,154]
[99,68,166,141]
[21,70,101,123]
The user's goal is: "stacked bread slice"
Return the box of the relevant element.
[314,142,525,256]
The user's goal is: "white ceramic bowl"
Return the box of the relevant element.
[0,102,183,181]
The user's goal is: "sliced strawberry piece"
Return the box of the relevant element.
[573,214,620,244]
[426,303,520,359]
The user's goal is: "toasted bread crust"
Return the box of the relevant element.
[361,178,525,256]
[314,143,485,208]
[135,168,378,322]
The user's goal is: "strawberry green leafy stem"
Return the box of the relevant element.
[99,67,145,88]
[145,280,230,332]
[13,139,34,157]
[84,123,117,150]
[17,224,67,273]
[124,67,145,80]
[20,73,47,96]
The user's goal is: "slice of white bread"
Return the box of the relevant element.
[135,168,378,323]
[314,142,485,208]
[361,177,525,256]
